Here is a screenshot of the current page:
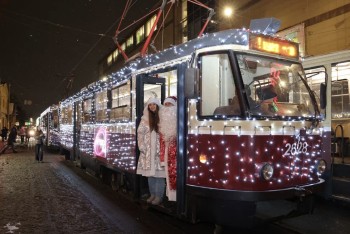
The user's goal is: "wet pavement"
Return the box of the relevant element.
[0,142,350,234]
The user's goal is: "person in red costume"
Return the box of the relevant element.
[159,96,177,201]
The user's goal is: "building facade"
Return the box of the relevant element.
[0,82,12,129]
[99,0,350,78]
[216,0,350,57]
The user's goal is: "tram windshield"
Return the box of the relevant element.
[198,52,316,118]
[237,53,316,118]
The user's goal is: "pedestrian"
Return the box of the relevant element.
[159,96,177,201]
[137,97,165,205]
[25,127,31,144]
[0,126,17,154]
[1,126,8,142]
[34,126,45,162]
[19,126,26,144]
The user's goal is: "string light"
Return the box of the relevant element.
[39,27,325,194]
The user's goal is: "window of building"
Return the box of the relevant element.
[136,26,145,44]
[126,36,134,49]
[113,49,119,61]
[107,55,113,66]
[146,15,157,36]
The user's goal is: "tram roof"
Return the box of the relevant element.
[62,22,291,105]
[61,29,251,104]
[109,28,250,81]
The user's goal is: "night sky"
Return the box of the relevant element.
[0,0,160,120]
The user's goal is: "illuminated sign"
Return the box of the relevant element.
[249,35,299,59]
[94,127,108,158]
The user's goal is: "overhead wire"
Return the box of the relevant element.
[0,8,108,38]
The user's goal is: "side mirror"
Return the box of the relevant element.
[320,83,327,109]
[185,68,199,99]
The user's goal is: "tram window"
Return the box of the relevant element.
[199,53,239,116]
[304,66,326,118]
[111,82,131,121]
[331,62,350,118]
[95,91,108,122]
[61,105,73,124]
[82,99,92,123]
[143,83,162,107]
[158,70,178,97]
[76,103,82,125]
[52,109,59,129]
[237,53,316,118]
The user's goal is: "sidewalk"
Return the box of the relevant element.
[0,149,119,233]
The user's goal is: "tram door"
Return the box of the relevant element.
[135,74,166,197]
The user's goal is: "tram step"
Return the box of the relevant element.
[332,163,350,178]
[332,177,350,196]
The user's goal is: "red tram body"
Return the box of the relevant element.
[39,23,329,227]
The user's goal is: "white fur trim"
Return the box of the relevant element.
[147,97,161,106]
[164,97,176,106]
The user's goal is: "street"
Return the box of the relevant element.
[1,146,349,234]
[0,146,216,234]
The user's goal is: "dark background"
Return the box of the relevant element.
[0,0,160,121]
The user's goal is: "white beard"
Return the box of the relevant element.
[159,106,177,141]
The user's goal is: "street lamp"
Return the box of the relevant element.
[223,6,233,18]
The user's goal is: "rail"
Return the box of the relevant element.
[334,124,345,164]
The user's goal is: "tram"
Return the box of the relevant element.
[39,21,329,227]
[38,105,60,150]
[303,50,350,201]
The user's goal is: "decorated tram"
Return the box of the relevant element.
[38,105,60,150]
[39,20,329,227]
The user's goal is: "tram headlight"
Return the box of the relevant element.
[315,159,327,176]
[199,153,208,164]
[261,163,274,181]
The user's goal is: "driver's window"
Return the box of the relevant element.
[199,53,239,116]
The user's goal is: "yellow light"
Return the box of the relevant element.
[199,153,208,164]
[249,35,299,59]
[223,7,233,17]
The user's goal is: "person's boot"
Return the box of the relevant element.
[151,196,162,205]
[147,195,155,203]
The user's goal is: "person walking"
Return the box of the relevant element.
[19,126,26,144]
[34,126,45,162]
[1,126,8,142]
[0,126,17,154]
[137,97,165,205]
[25,127,31,144]
[159,96,177,201]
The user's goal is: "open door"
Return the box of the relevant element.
[134,74,166,199]
[136,74,166,126]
